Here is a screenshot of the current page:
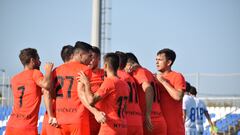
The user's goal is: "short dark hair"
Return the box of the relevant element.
[157,48,176,66]
[74,41,92,53]
[186,82,191,93]
[126,52,140,65]
[61,45,74,62]
[189,86,197,96]
[92,46,101,57]
[19,48,39,66]
[115,51,127,70]
[104,53,119,72]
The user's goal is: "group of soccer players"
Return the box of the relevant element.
[183,83,217,135]
[5,41,214,135]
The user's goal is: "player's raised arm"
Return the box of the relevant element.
[37,62,54,89]
[156,73,184,101]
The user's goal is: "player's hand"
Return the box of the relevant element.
[210,125,218,135]
[48,116,58,128]
[156,73,166,83]
[44,62,54,72]
[128,63,139,73]
[94,111,106,124]
[77,71,89,85]
[144,114,153,132]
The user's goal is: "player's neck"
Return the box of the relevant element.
[161,67,171,75]
[24,65,34,71]
[106,71,117,78]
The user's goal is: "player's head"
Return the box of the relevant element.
[115,51,127,70]
[186,82,191,93]
[88,46,101,70]
[19,48,41,70]
[73,41,93,65]
[189,86,197,96]
[125,52,140,73]
[103,53,119,74]
[156,48,176,72]
[61,45,74,63]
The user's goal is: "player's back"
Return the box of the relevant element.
[132,67,167,135]
[52,61,92,125]
[117,70,143,130]
[194,97,207,128]
[7,69,42,129]
[132,67,162,120]
[96,77,128,135]
[183,95,197,129]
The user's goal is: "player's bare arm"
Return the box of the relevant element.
[77,71,106,124]
[142,82,153,132]
[37,62,54,89]
[204,111,214,127]
[156,74,184,101]
[42,88,58,127]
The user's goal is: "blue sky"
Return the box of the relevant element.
[1,0,240,96]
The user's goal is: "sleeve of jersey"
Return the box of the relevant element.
[95,79,114,99]
[33,70,44,85]
[134,69,152,84]
[83,68,92,81]
[174,73,186,92]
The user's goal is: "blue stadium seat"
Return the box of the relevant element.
[0,127,3,135]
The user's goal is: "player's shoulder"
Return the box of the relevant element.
[138,67,152,75]
[135,67,154,79]
[56,61,91,72]
[117,78,129,86]
[102,77,115,87]
[183,94,191,101]
[117,70,130,80]
[198,99,205,104]
[170,70,184,77]
[11,70,40,84]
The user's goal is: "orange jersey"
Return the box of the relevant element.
[95,77,129,135]
[89,68,104,135]
[132,67,163,122]
[159,71,186,135]
[6,69,43,129]
[90,68,104,93]
[117,70,143,126]
[132,67,167,135]
[52,61,92,131]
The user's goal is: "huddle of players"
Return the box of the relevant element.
[183,82,217,135]
[6,41,190,135]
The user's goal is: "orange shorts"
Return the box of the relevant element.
[5,126,38,135]
[41,123,57,135]
[54,124,90,135]
[98,123,127,135]
[127,125,143,135]
[89,114,100,135]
